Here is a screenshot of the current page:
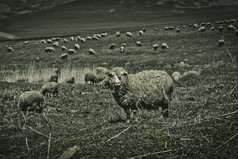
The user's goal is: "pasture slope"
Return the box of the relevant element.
[0,1,238,159]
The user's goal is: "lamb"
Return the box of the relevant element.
[74,44,80,50]
[126,32,133,37]
[161,43,169,49]
[40,82,59,97]
[136,41,143,47]
[171,71,182,82]
[109,43,116,49]
[85,72,96,84]
[18,91,45,112]
[218,39,225,47]
[89,48,96,55]
[107,69,174,122]
[62,46,67,51]
[61,53,68,59]
[68,49,76,54]
[7,47,14,52]
[45,47,55,52]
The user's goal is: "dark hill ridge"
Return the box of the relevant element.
[0,0,238,40]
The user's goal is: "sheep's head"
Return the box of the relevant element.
[107,70,128,91]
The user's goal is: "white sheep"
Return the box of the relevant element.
[89,48,95,55]
[161,43,169,49]
[109,43,116,49]
[68,49,76,54]
[218,26,224,32]
[40,82,59,97]
[153,44,159,51]
[85,72,96,84]
[18,91,45,112]
[120,46,125,53]
[63,38,70,43]
[24,41,29,44]
[107,69,174,122]
[136,41,143,47]
[87,36,92,40]
[61,53,68,59]
[61,46,67,51]
[53,42,59,47]
[218,39,225,47]
[80,38,86,42]
[70,36,75,41]
[126,32,133,37]
[45,47,55,52]
[74,44,80,50]
[7,47,14,52]
[40,39,46,44]
[210,26,215,31]
[198,26,206,32]
[139,30,144,36]
[47,39,53,44]
[115,31,121,37]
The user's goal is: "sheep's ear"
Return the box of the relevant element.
[108,73,114,77]
[122,72,128,76]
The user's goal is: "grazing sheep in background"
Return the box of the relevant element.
[210,26,215,31]
[96,34,102,39]
[94,74,107,84]
[87,36,92,40]
[136,41,143,47]
[24,41,29,44]
[218,26,224,32]
[68,49,76,54]
[235,30,238,36]
[120,46,125,53]
[115,31,121,37]
[198,26,206,32]
[45,47,55,52]
[65,77,75,84]
[109,43,116,49]
[61,46,67,51]
[176,28,180,33]
[89,48,96,55]
[63,38,70,43]
[153,44,159,51]
[126,32,133,37]
[85,72,96,84]
[47,39,53,44]
[139,30,144,36]
[107,69,174,122]
[80,38,86,42]
[74,44,80,50]
[161,43,169,49]
[96,67,110,74]
[70,36,75,41]
[154,28,158,31]
[142,28,146,32]
[92,36,99,41]
[61,53,68,59]
[193,23,198,28]
[171,71,182,82]
[18,91,45,113]
[49,74,58,83]
[218,39,225,47]
[53,42,59,47]
[7,47,14,52]
[40,82,59,97]
[182,25,186,28]
[40,39,46,44]
[227,24,236,31]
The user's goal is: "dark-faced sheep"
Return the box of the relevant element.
[107,69,174,122]
[85,72,96,84]
[18,91,45,113]
[40,82,59,97]
[65,77,75,84]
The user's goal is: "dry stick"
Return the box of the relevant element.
[47,132,52,159]
[129,148,181,159]
[106,126,131,143]
[25,125,56,140]
[25,137,30,151]
[215,131,238,150]
[222,110,238,117]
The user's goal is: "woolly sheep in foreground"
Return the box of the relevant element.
[40,82,59,97]
[107,69,174,122]
[18,91,45,112]
[85,72,96,84]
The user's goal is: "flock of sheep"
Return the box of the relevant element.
[14,17,238,122]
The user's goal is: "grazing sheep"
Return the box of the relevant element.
[94,74,107,84]
[210,26,215,31]
[136,41,143,47]
[218,26,224,32]
[142,28,146,32]
[74,44,80,50]
[62,46,67,51]
[92,36,99,41]
[53,42,59,47]
[171,71,182,82]
[126,32,133,37]
[176,28,180,33]
[87,36,92,40]
[193,23,198,28]
[61,53,68,59]
[121,43,126,47]
[198,26,206,32]
[70,36,75,41]
[96,67,109,74]
[49,74,58,83]
[109,43,116,49]
[63,38,70,43]
[107,69,174,122]
[45,47,55,52]
[182,25,186,28]
[47,39,53,44]
[154,28,158,31]
[65,77,75,84]
[51,38,56,41]
[96,34,102,39]
[85,72,96,84]
[68,49,76,54]
[139,30,144,36]
[218,39,225,47]
[24,41,29,44]
[120,46,125,53]
[40,82,59,97]
[18,91,45,112]
[153,44,159,51]
[89,48,96,55]
[7,47,14,52]
[80,38,86,42]
[115,31,121,37]
[40,39,46,44]
[181,71,200,78]
[161,43,169,49]
[227,24,236,31]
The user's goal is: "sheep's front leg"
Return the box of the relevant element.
[124,107,131,123]
[161,103,169,118]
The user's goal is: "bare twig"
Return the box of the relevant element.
[21,111,27,130]
[25,125,56,140]
[222,110,238,117]
[129,148,181,159]
[216,131,238,150]
[47,132,52,159]
[25,137,30,151]
[106,126,131,143]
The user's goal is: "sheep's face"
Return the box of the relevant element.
[107,71,128,89]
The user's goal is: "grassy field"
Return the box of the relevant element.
[0,1,238,159]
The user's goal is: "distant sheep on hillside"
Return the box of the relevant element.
[109,43,116,49]
[139,30,144,36]
[74,44,80,50]
[153,44,159,51]
[218,39,225,47]
[45,47,55,53]
[115,31,121,37]
[68,49,76,54]
[40,82,58,97]
[120,46,125,53]
[198,26,206,32]
[161,43,169,49]
[61,53,68,59]
[62,46,67,51]
[7,47,14,52]
[85,72,96,84]
[53,42,59,47]
[89,48,96,55]
[136,41,143,47]
[126,32,133,37]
